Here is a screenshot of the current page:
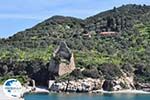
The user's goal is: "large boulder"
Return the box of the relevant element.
[102,75,135,91]
[48,41,75,78]
[102,80,115,91]
[135,83,150,92]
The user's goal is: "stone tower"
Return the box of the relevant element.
[48,41,75,77]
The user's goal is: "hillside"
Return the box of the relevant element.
[0,4,150,88]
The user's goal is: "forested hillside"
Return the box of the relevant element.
[0,4,150,84]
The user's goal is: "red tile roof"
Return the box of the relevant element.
[100,32,117,35]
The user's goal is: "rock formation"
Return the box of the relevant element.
[102,73,135,91]
[49,75,136,92]
[48,41,75,77]
[135,83,150,92]
[50,78,103,92]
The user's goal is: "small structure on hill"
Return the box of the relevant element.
[100,31,118,36]
[48,41,75,78]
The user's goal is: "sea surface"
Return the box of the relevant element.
[24,93,150,100]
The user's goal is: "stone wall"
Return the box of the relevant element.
[48,41,75,77]
[58,53,75,76]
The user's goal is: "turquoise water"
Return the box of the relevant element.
[25,93,150,100]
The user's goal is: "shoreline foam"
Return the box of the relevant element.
[0,85,150,100]
[92,89,150,94]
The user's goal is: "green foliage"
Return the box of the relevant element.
[0,46,53,62]
[97,63,123,80]
[75,51,122,68]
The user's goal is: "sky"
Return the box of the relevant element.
[0,0,150,38]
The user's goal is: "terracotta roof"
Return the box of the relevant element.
[100,32,117,35]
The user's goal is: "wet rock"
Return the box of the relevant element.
[135,83,150,92]
[102,80,115,91]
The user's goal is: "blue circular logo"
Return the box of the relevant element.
[3,79,23,98]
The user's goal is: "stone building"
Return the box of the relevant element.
[48,41,75,77]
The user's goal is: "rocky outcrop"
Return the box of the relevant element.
[48,41,75,77]
[50,78,103,92]
[49,71,137,92]
[135,83,150,92]
[102,74,135,91]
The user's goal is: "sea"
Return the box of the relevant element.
[24,93,150,100]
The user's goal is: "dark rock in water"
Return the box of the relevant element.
[135,83,150,92]
[102,80,115,91]
[48,41,75,78]
[102,76,136,91]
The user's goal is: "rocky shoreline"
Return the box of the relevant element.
[21,77,150,94]
[50,78,103,92]
[1,76,149,99]
[2,79,150,99]
[23,86,150,95]
[48,78,150,93]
